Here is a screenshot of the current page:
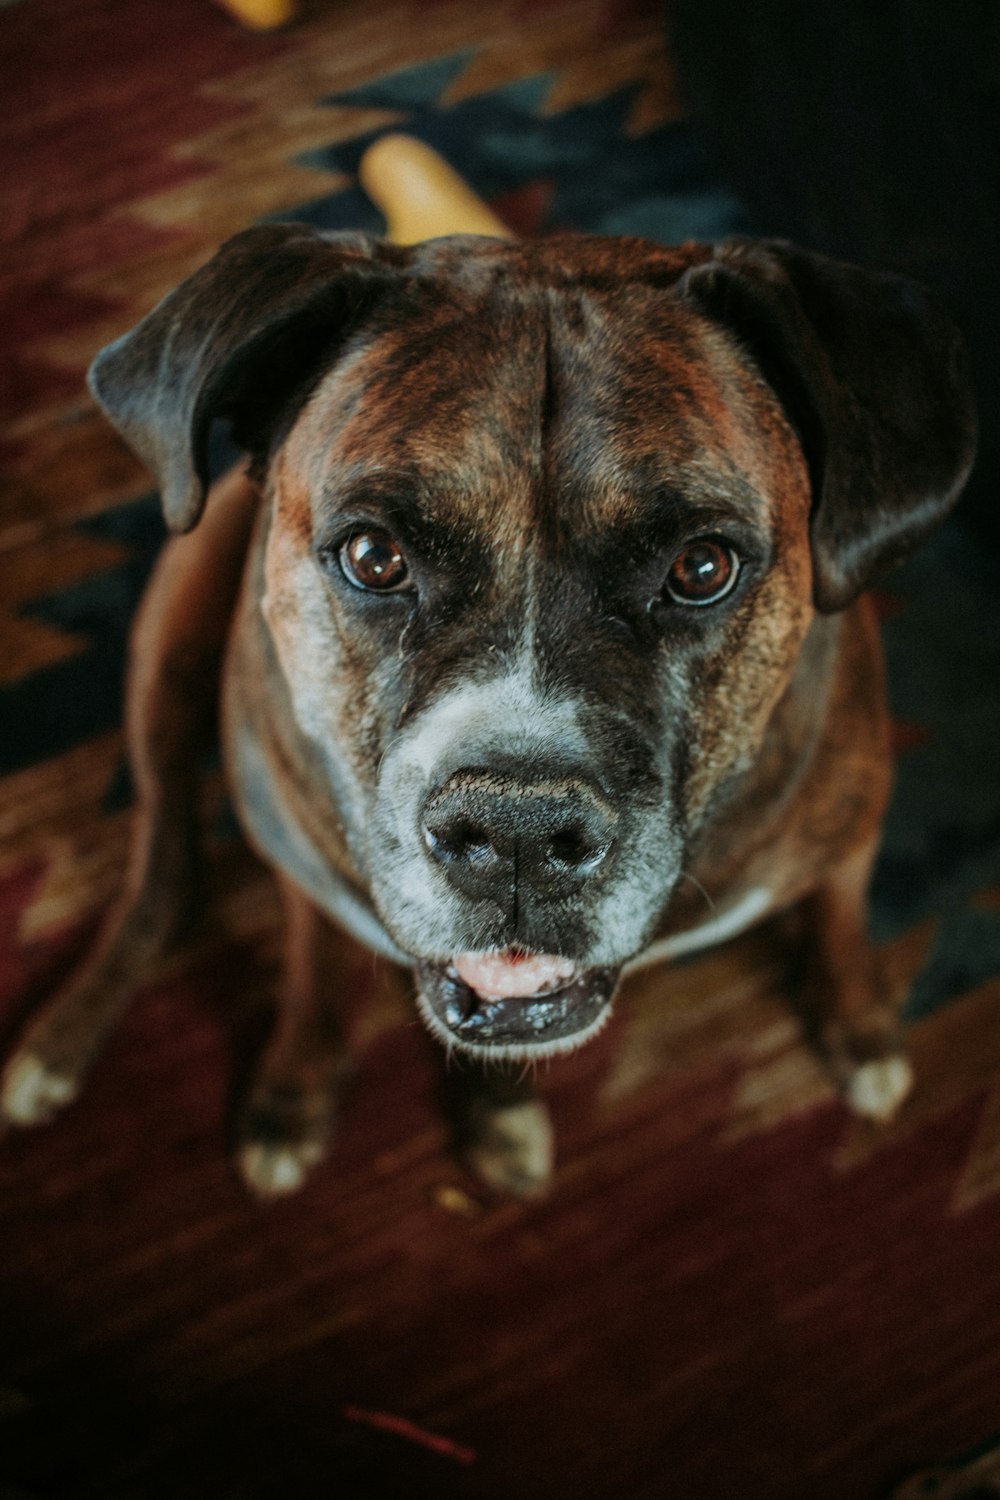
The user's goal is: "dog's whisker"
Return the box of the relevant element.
[680,870,717,915]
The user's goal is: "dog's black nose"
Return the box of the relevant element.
[421,768,618,903]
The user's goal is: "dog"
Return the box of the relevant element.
[0,212,975,1198]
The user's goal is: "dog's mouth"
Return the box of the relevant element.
[414,949,621,1058]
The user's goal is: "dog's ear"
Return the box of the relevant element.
[88,224,401,532]
[679,239,977,611]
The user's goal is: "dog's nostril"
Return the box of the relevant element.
[545,830,611,872]
[451,820,491,860]
[426,820,491,860]
[547,831,588,866]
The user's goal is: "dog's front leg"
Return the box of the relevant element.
[237,875,352,1197]
[445,1064,555,1199]
[803,840,913,1122]
[1,469,258,1130]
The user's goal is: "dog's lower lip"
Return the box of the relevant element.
[418,958,620,1048]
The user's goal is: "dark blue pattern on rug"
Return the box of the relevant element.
[295,54,749,243]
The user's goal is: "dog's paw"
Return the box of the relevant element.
[464,1100,554,1198]
[237,1138,326,1199]
[843,1055,913,1122]
[236,1077,337,1198]
[0,1052,79,1127]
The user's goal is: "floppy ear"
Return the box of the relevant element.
[88,224,402,532]
[678,239,977,611]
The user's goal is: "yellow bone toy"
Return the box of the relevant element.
[359,133,512,245]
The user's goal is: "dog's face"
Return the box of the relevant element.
[88,228,976,1062]
[261,245,814,1056]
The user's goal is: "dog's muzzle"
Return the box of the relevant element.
[413,764,623,1054]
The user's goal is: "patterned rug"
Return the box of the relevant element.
[2,3,999,1497]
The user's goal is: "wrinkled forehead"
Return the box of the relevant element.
[278,276,804,539]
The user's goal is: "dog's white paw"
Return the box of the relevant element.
[465,1100,554,1198]
[1,1052,79,1127]
[844,1055,913,1122]
[237,1139,325,1199]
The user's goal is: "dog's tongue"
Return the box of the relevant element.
[453,951,577,1000]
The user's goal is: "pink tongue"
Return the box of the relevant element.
[453,951,576,1000]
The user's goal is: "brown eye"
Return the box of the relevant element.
[338,529,410,593]
[665,538,739,606]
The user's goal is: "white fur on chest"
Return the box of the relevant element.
[624,886,774,974]
[228,718,409,963]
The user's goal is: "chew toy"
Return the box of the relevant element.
[358,134,512,245]
[215,0,296,31]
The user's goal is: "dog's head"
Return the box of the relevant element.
[89,226,975,1060]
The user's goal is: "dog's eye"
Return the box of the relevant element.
[665,538,739,607]
[338,529,410,593]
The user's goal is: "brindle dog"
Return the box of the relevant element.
[0,224,975,1197]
